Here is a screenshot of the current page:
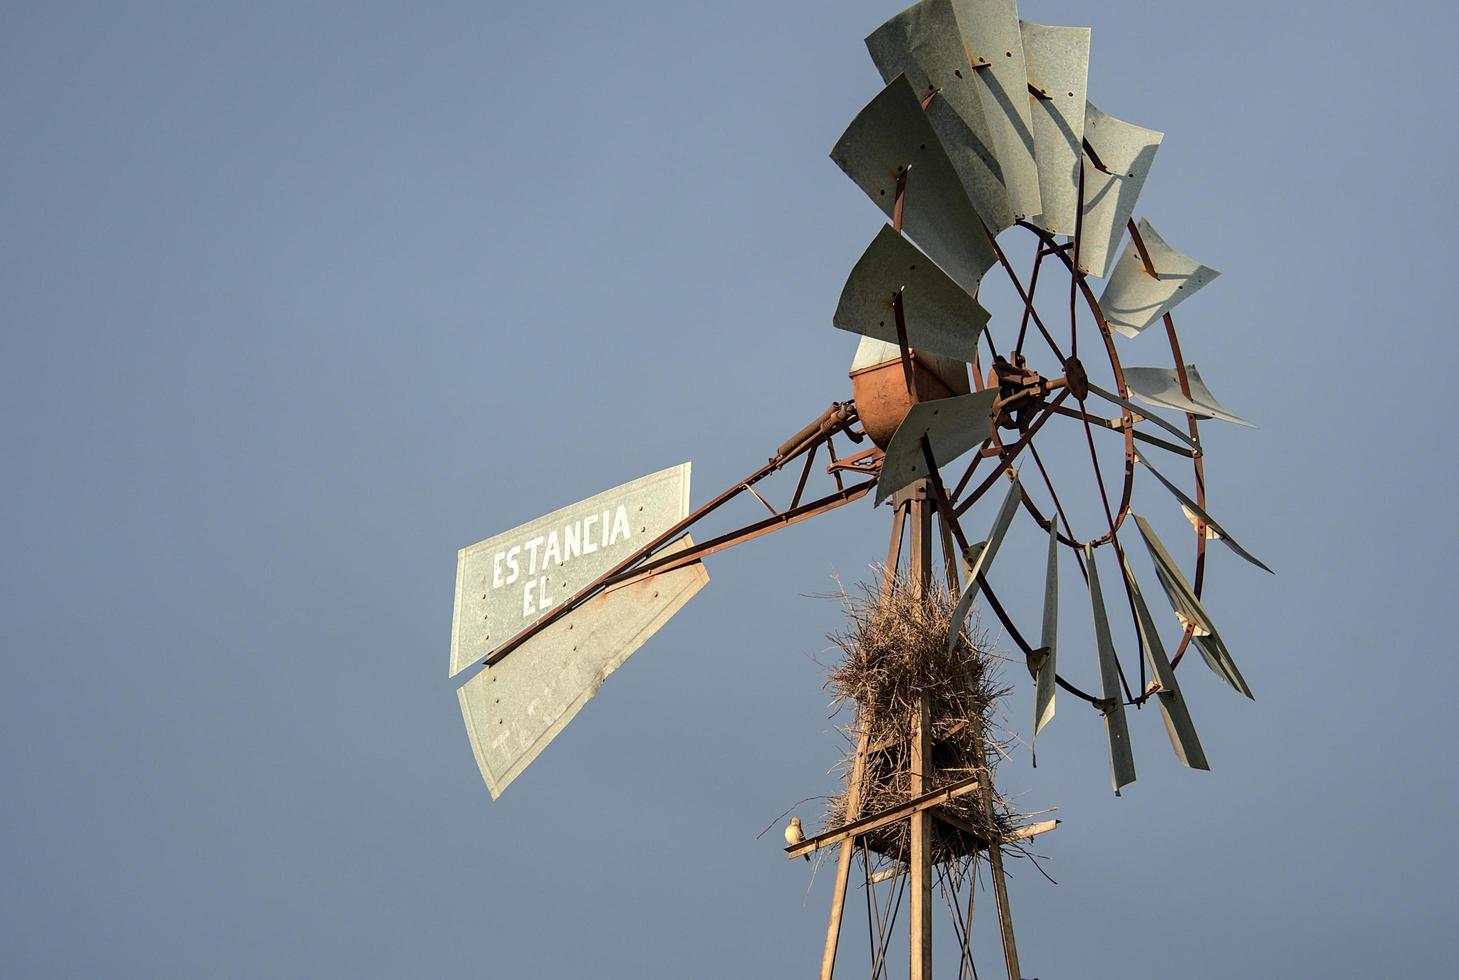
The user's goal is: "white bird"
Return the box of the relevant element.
[785,816,809,861]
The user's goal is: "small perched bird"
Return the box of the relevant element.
[785,816,809,861]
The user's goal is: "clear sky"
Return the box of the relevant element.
[3,1,1455,977]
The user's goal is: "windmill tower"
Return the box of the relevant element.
[448,2,1268,976]
[785,470,1048,980]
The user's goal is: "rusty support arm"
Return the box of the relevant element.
[601,479,874,586]
[483,402,863,669]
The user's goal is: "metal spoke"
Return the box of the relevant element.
[1014,246,1047,357]
[988,227,1065,364]
[1026,443,1089,581]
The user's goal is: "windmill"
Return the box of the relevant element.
[449,2,1268,976]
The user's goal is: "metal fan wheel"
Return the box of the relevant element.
[852,217,1213,699]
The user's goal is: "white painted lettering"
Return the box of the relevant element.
[600,510,610,546]
[492,552,505,589]
[505,546,522,585]
[537,575,553,611]
[522,578,538,617]
[609,505,631,545]
[543,531,561,568]
[583,515,599,554]
[564,522,582,561]
[524,535,545,575]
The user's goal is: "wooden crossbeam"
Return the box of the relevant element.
[935,813,1061,849]
[867,718,968,755]
[1010,819,1060,841]
[785,775,981,860]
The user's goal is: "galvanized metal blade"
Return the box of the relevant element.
[450,463,692,678]
[1078,104,1163,278]
[876,390,998,507]
[1119,553,1209,770]
[866,0,1015,232]
[830,74,998,293]
[834,225,989,363]
[949,0,1042,219]
[1099,219,1220,337]
[1132,513,1254,699]
[1019,21,1090,236]
[1085,544,1136,794]
[946,474,1022,652]
[1123,365,1254,427]
[457,535,710,799]
[1135,448,1274,574]
[1033,518,1059,740]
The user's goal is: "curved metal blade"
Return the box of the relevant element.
[1033,518,1059,739]
[876,390,998,506]
[866,0,1014,232]
[450,463,692,678]
[1100,219,1220,337]
[835,225,989,363]
[1020,21,1090,236]
[950,0,1042,219]
[1123,365,1254,427]
[1078,104,1163,278]
[831,74,998,293]
[1135,448,1274,574]
[1119,553,1209,770]
[457,535,710,799]
[1085,544,1136,794]
[1132,514,1254,699]
[946,474,1022,652]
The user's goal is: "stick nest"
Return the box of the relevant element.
[824,571,1026,865]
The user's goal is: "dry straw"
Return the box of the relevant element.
[824,569,1030,865]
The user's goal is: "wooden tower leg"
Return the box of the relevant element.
[936,505,1022,980]
[817,727,868,980]
[908,487,933,980]
[975,720,1022,980]
[818,502,908,980]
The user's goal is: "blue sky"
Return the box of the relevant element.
[3,1,1455,976]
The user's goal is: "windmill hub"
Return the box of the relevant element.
[988,353,1077,431]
